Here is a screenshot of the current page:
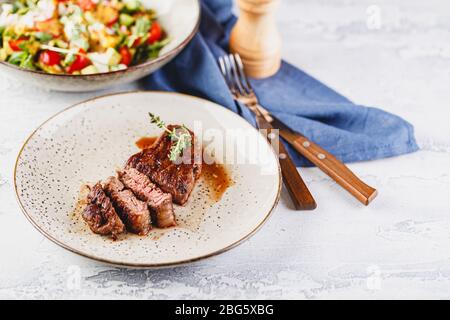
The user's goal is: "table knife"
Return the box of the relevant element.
[253,110,317,210]
[262,111,378,205]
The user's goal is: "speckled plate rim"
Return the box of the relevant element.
[13,91,282,269]
[0,0,201,79]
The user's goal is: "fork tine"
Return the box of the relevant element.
[218,56,232,90]
[218,54,255,98]
[221,55,235,94]
[233,54,254,95]
[223,54,242,95]
[218,56,226,78]
[227,54,246,96]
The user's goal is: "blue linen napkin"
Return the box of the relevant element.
[141,0,418,167]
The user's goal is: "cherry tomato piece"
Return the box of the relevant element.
[106,15,119,27]
[132,37,142,47]
[9,37,28,51]
[119,46,132,66]
[39,50,62,66]
[77,0,95,11]
[67,49,91,73]
[147,21,162,44]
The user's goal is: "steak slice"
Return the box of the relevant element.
[127,125,202,205]
[82,182,125,240]
[104,176,151,236]
[118,168,176,228]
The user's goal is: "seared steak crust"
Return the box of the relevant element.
[127,125,202,205]
[82,183,125,240]
[104,177,152,236]
[119,168,176,228]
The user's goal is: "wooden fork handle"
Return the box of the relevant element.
[288,135,378,205]
[269,129,317,210]
[278,140,317,210]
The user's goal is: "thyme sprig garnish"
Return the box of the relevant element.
[149,112,192,162]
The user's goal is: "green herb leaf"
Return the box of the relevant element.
[126,34,139,48]
[148,113,192,162]
[18,40,29,52]
[135,17,150,37]
[35,32,53,42]
[123,0,142,13]
[0,26,5,45]
[12,1,26,14]
[8,51,27,65]
[63,53,76,67]
[149,112,167,130]
[148,37,171,51]
[119,13,134,27]
[19,53,35,70]
[169,130,192,162]
[146,37,170,59]
[26,0,38,10]
[131,44,150,65]
[16,7,29,15]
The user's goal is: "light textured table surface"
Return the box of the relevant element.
[1,0,450,299]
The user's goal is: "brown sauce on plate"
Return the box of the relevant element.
[201,162,233,202]
[135,136,233,201]
[135,136,158,150]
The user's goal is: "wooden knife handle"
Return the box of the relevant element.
[289,136,378,205]
[270,130,317,210]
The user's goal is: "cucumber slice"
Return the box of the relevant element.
[80,65,99,75]
[120,13,134,27]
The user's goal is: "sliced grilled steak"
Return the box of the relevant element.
[104,176,152,236]
[127,125,202,205]
[118,168,176,228]
[82,183,125,240]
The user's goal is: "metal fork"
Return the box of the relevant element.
[218,53,317,210]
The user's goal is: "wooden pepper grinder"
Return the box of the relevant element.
[230,0,281,78]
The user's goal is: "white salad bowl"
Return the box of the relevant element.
[0,0,200,92]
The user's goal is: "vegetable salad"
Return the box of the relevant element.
[0,0,169,74]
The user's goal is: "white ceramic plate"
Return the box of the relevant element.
[14,92,281,268]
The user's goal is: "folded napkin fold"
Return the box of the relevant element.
[141,0,418,167]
